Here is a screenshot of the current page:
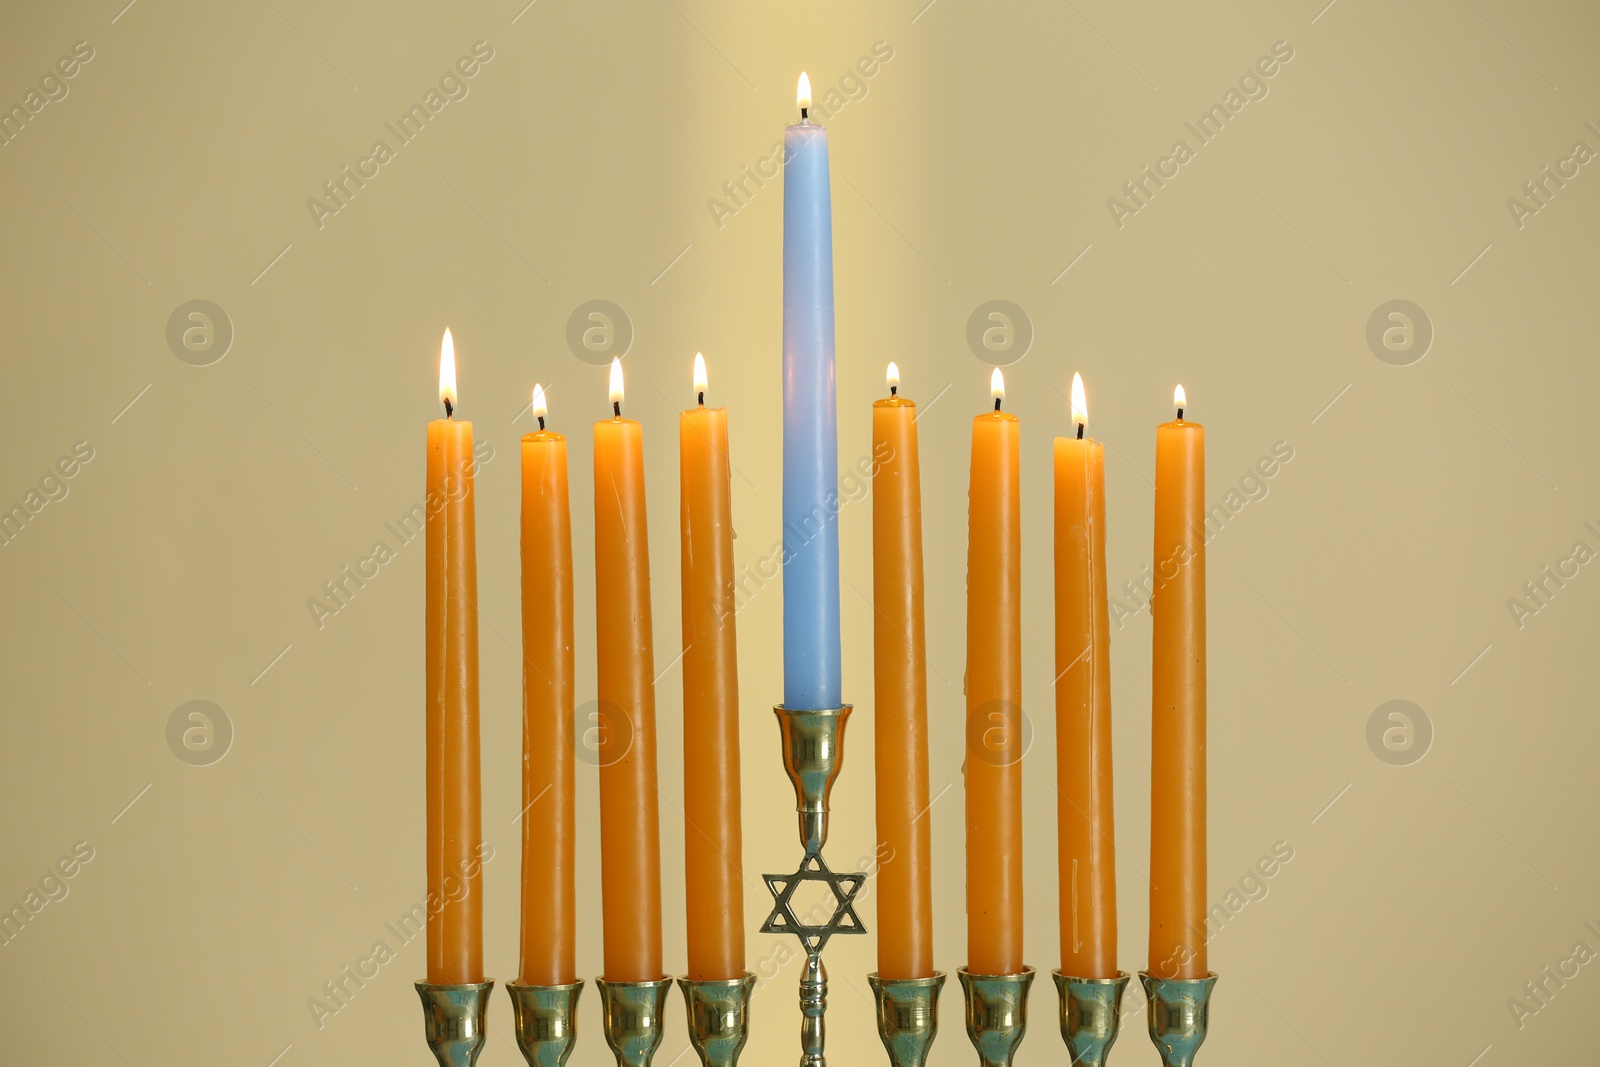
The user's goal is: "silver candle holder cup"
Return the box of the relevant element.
[594,976,674,1067]
[506,979,584,1067]
[1138,972,1218,1067]
[956,966,1035,1067]
[677,972,756,1067]
[868,971,946,1067]
[415,980,495,1067]
[1051,971,1129,1067]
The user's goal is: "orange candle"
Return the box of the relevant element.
[1148,385,1206,980]
[425,328,484,985]
[593,358,664,983]
[964,368,1024,976]
[679,354,745,982]
[872,362,934,980]
[1054,373,1118,980]
[519,384,576,986]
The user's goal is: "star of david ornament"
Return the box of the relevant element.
[761,850,868,956]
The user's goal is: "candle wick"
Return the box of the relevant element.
[994,397,1002,412]
[698,391,705,407]
[443,398,453,419]
[800,107,808,121]
[537,415,545,431]
[1176,408,1183,420]
[889,385,897,397]
[613,400,622,418]
[1077,423,1084,440]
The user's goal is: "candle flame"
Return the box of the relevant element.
[990,367,1005,401]
[797,72,811,111]
[693,352,708,396]
[439,328,457,409]
[609,357,625,408]
[1071,372,1088,427]
[886,361,900,391]
[1174,384,1186,410]
[532,383,547,421]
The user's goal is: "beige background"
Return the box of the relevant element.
[1,0,1596,1063]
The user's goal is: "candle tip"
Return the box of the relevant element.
[990,367,1005,405]
[797,72,811,116]
[532,383,547,422]
[693,352,708,402]
[1174,383,1186,412]
[886,361,900,395]
[439,327,457,414]
[1071,371,1087,430]
[609,357,625,413]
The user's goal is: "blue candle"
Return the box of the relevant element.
[782,73,842,711]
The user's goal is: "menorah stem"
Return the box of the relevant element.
[762,704,864,1067]
[799,954,827,1067]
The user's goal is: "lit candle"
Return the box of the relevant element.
[964,368,1024,976]
[1149,384,1206,980]
[1054,373,1118,979]
[425,327,484,984]
[519,383,576,986]
[679,354,746,982]
[872,362,934,980]
[782,71,842,713]
[594,358,664,983]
